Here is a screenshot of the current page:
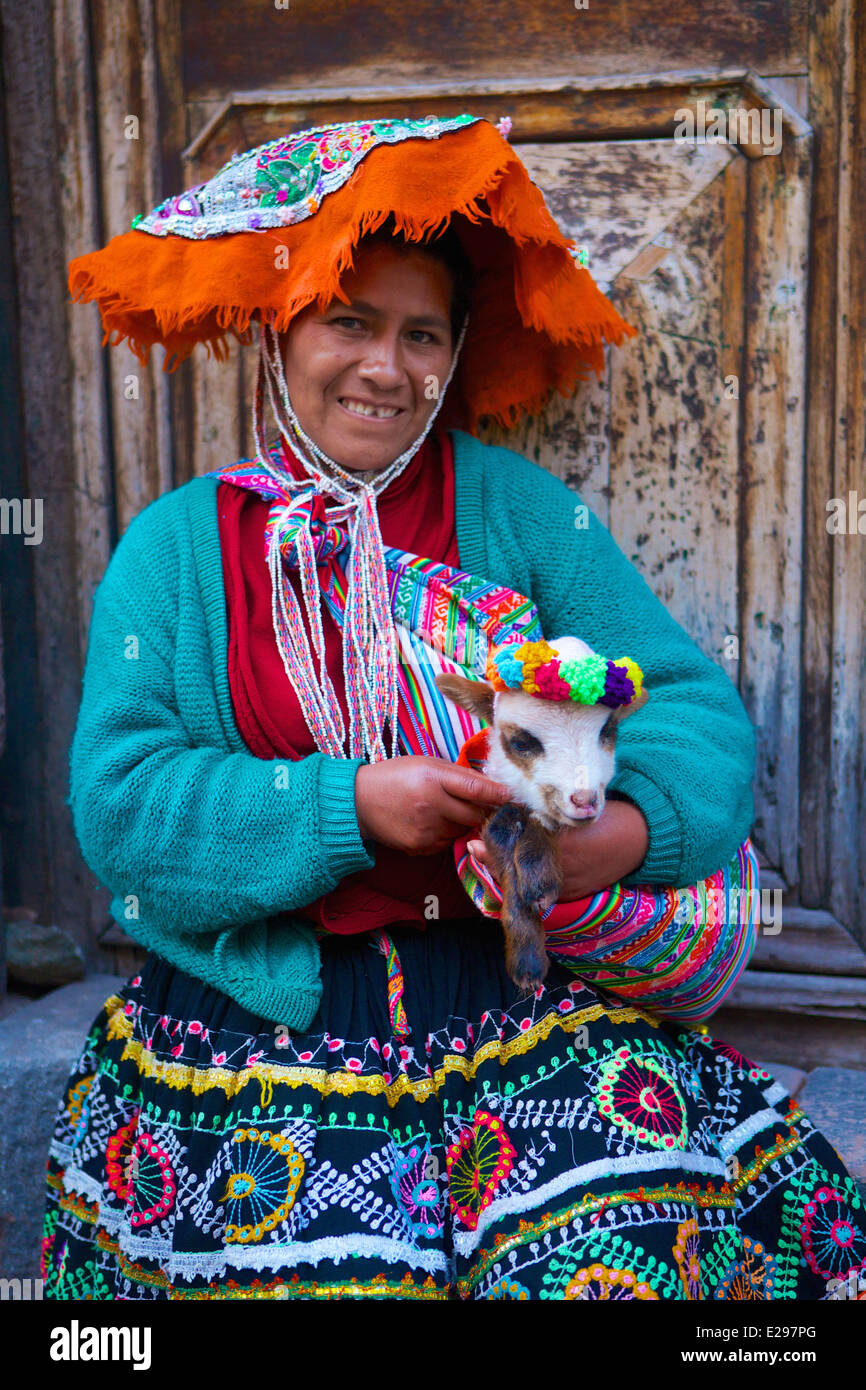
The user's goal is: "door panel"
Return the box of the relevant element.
[3,1,864,973]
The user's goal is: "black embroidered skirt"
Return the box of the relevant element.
[41,916,866,1299]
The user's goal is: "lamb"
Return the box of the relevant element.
[434,636,649,994]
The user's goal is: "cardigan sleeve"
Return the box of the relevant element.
[67,489,376,939]
[494,452,756,888]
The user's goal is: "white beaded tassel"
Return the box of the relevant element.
[250,310,469,763]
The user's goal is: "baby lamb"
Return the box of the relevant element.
[434,636,648,994]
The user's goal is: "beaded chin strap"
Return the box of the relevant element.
[250,312,469,764]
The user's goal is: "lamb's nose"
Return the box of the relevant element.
[570,790,598,812]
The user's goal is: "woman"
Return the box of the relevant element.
[43,114,865,1300]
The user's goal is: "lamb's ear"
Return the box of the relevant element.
[434,672,496,723]
[611,688,650,723]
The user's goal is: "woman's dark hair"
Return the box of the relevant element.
[355,213,474,345]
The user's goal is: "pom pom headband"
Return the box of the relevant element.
[484,638,644,709]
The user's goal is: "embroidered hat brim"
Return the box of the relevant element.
[67,113,637,429]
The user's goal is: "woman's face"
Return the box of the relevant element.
[279,241,455,472]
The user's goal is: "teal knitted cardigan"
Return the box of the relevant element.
[68,428,756,1029]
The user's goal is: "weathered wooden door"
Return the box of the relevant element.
[1,0,864,1064]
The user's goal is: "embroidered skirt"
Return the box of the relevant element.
[42,916,865,1300]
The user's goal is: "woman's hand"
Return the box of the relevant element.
[354,755,513,856]
[467,797,650,900]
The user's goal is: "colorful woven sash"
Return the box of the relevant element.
[211,451,759,1023]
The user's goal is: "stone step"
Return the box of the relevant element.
[754,1060,807,1098]
[797,1069,866,1182]
[722,969,866,1020]
[750,906,866,977]
[0,973,125,1280]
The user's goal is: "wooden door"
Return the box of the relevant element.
[1,0,864,1066]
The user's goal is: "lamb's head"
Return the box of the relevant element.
[435,636,649,833]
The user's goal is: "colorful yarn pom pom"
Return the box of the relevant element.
[560,653,607,704]
[600,662,635,708]
[535,660,570,700]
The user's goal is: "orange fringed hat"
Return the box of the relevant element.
[67,112,636,429]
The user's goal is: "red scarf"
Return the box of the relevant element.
[216,427,480,934]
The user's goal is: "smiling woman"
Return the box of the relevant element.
[279,229,463,472]
[45,114,866,1302]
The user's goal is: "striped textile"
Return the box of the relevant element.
[379,548,542,760]
[452,726,759,1022]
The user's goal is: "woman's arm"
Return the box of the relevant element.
[68,489,376,939]
[494,452,756,889]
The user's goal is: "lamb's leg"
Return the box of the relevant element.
[504,819,561,990]
[512,819,563,919]
[482,804,551,994]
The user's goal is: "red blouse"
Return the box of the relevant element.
[216,428,481,935]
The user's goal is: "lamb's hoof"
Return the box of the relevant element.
[510,950,550,997]
[515,856,561,914]
[531,886,559,915]
[513,974,547,998]
[485,802,528,851]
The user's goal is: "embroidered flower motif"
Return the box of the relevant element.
[106,1116,139,1202]
[107,1116,175,1227]
[219,1127,305,1245]
[713,1237,777,1299]
[564,1263,659,1300]
[66,1076,94,1141]
[673,1218,703,1300]
[255,145,322,211]
[389,1141,444,1240]
[711,1039,753,1071]
[129,1134,176,1228]
[446,1111,516,1230]
[595,1048,688,1151]
[487,1277,530,1299]
[800,1184,866,1281]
